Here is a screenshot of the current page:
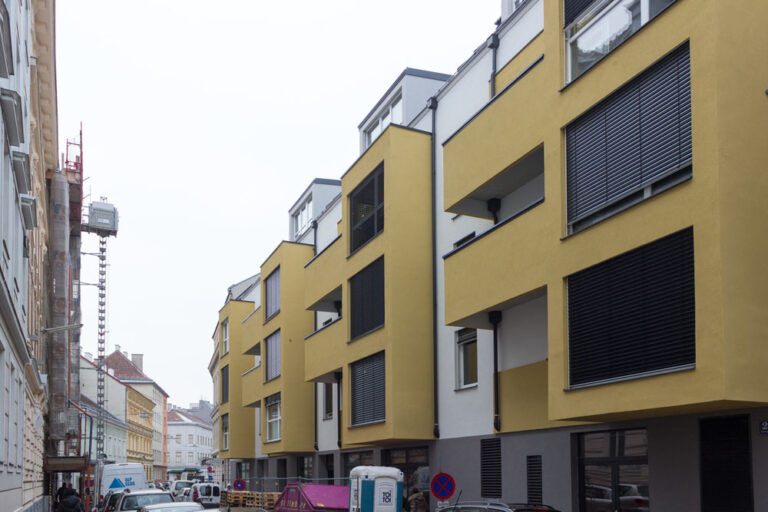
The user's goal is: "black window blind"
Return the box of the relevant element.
[351,351,385,425]
[350,257,385,339]
[480,438,502,498]
[221,365,229,404]
[265,267,280,319]
[568,227,695,386]
[566,43,691,224]
[564,0,597,26]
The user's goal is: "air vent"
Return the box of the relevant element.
[526,455,542,504]
[480,438,502,498]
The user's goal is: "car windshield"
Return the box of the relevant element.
[121,494,173,510]
[108,494,123,507]
[175,482,193,490]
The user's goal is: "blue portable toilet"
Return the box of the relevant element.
[349,466,404,512]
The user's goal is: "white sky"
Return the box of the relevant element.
[57,1,501,408]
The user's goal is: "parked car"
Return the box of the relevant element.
[189,483,221,508]
[112,489,175,511]
[138,503,203,512]
[441,501,561,512]
[170,480,194,499]
[179,488,192,502]
[101,491,124,512]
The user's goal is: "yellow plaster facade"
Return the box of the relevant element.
[126,387,155,480]
[217,299,256,460]
[442,0,768,427]
[304,125,435,447]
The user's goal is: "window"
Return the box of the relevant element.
[175,452,181,464]
[265,330,281,381]
[221,414,229,450]
[342,451,373,478]
[480,438,502,498]
[265,267,280,320]
[176,434,181,444]
[566,42,690,232]
[351,351,385,426]
[365,96,402,147]
[323,382,333,420]
[187,452,193,463]
[350,257,384,339]
[568,227,694,387]
[221,365,229,404]
[298,455,314,480]
[188,434,194,444]
[456,329,478,388]
[349,165,384,252]
[565,0,678,81]
[579,429,649,512]
[221,319,229,354]
[293,197,313,237]
[266,393,281,442]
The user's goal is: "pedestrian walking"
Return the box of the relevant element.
[55,483,68,510]
[407,488,427,512]
[59,488,85,512]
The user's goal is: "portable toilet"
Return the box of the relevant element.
[349,466,403,512]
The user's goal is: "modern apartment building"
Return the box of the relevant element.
[212,0,768,509]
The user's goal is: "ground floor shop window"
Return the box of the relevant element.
[579,429,650,512]
[298,455,314,480]
[383,447,430,492]
[342,451,373,480]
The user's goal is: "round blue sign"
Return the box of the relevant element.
[430,473,456,500]
[233,478,246,491]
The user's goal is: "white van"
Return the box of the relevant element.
[99,463,148,500]
[190,483,221,508]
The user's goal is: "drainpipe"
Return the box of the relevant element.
[334,371,342,448]
[489,311,502,431]
[487,198,501,224]
[313,383,318,451]
[428,96,440,439]
[311,220,318,255]
[487,33,499,97]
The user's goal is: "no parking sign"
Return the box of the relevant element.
[233,478,246,491]
[430,473,456,501]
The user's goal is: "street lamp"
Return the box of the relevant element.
[30,323,83,342]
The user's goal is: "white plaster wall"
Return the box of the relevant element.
[316,382,338,452]
[168,421,213,468]
[80,359,127,422]
[315,199,342,253]
[498,293,547,371]
[410,109,432,132]
[403,76,448,127]
[498,173,544,220]
[434,48,497,440]
[497,0,545,72]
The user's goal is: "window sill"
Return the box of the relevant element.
[241,365,261,377]
[348,324,384,344]
[264,375,281,384]
[305,317,343,341]
[562,166,691,240]
[263,310,280,325]
[565,363,695,391]
[322,415,333,422]
[264,438,281,444]
[454,383,478,392]
[348,419,385,429]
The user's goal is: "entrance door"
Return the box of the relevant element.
[700,415,753,512]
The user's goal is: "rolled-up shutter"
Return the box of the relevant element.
[566,43,691,224]
[351,351,385,425]
[568,227,695,386]
[350,257,385,339]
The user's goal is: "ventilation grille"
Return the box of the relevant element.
[480,438,502,498]
[526,455,542,505]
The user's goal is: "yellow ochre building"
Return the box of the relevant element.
[211,0,768,509]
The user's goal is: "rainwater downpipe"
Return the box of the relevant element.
[428,96,440,439]
[313,383,318,451]
[311,220,318,255]
[489,311,502,431]
[488,33,500,97]
[334,371,342,448]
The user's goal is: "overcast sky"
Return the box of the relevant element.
[57,1,501,408]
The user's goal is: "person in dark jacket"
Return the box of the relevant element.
[55,483,68,507]
[58,488,85,512]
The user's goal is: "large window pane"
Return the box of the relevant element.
[350,165,384,252]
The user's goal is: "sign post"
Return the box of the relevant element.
[430,472,456,509]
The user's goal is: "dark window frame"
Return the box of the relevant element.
[265,267,281,321]
[349,164,384,254]
[323,382,333,420]
[220,365,229,404]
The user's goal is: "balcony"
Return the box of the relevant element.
[241,363,262,408]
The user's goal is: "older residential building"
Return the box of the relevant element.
[167,405,213,480]
[106,348,170,481]
[78,395,128,464]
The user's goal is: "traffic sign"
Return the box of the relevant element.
[430,473,456,500]
[207,466,213,473]
[233,478,246,491]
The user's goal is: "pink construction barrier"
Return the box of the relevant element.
[275,483,350,512]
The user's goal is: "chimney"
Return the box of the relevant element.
[132,354,144,372]
[123,351,128,358]
[115,344,121,353]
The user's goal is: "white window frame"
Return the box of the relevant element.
[293,196,313,237]
[222,414,229,450]
[266,399,281,442]
[455,329,478,389]
[565,0,657,82]
[365,94,403,147]
[221,319,229,354]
